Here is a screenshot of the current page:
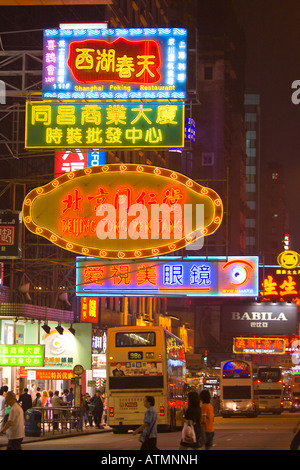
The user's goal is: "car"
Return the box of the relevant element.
[290,396,300,413]
[283,396,293,411]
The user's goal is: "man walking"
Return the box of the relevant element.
[133,396,158,450]
[18,388,32,415]
[0,391,25,450]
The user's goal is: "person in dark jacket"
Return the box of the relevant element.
[91,390,103,428]
[18,388,32,414]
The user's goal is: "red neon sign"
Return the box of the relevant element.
[67,37,161,85]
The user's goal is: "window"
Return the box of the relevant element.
[223,386,252,399]
[116,331,156,347]
[202,152,214,166]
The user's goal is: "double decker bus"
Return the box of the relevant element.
[106,326,187,433]
[220,360,257,417]
[254,367,283,414]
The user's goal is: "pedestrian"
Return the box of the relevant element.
[132,395,158,450]
[179,390,204,450]
[82,394,90,428]
[91,390,103,428]
[51,391,62,430]
[67,388,74,406]
[62,389,69,405]
[32,392,42,407]
[30,383,36,401]
[18,388,32,415]
[200,389,215,450]
[45,390,53,423]
[41,390,48,407]
[0,391,25,450]
[0,386,8,431]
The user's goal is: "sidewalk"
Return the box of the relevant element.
[0,424,112,448]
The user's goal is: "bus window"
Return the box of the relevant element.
[115,331,156,347]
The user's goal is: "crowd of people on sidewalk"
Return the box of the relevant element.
[0,384,106,450]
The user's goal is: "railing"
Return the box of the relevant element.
[33,406,84,435]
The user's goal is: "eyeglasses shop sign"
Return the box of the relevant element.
[221,303,298,335]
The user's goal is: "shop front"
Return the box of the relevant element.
[0,318,92,399]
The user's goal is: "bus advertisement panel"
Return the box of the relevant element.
[254,367,283,414]
[106,326,186,432]
[220,360,257,418]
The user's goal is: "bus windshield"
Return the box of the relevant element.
[257,368,282,383]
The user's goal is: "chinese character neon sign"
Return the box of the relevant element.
[43,28,187,100]
[25,101,185,149]
[233,337,285,355]
[22,164,223,260]
[259,265,300,304]
[0,344,44,367]
[76,256,258,297]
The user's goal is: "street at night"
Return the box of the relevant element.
[18,413,300,451]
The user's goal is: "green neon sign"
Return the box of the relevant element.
[0,344,44,367]
[25,101,185,149]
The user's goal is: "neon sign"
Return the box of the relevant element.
[25,101,185,149]
[233,337,285,355]
[0,344,44,367]
[43,28,187,100]
[68,37,161,84]
[259,265,300,304]
[22,164,223,259]
[75,256,258,297]
[80,297,99,323]
[55,149,105,176]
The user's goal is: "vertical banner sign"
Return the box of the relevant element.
[43,28,187,100]
[0,211,22,259]
[81,297,99,323]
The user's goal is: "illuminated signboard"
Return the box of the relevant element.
[25,101,185,149]
[21,369,75,381]
[0,344,44,367]
[55,149,105,176]
[233,337,285,355]
[22,164,223,259]
[277,250,300,269]
[75,256,258,297]
[0,210,22,259]
[259,265,300,304]
[43,28,187,100]
[221,302,298,335]
[81,297,99,323]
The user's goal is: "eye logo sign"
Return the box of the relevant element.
[277,250,300,269]
[222,259,255,286]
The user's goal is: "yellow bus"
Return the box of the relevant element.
[106,325,187,433]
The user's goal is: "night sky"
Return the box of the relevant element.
[233,0,300,252]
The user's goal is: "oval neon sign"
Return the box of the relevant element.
[22,164,223,259]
